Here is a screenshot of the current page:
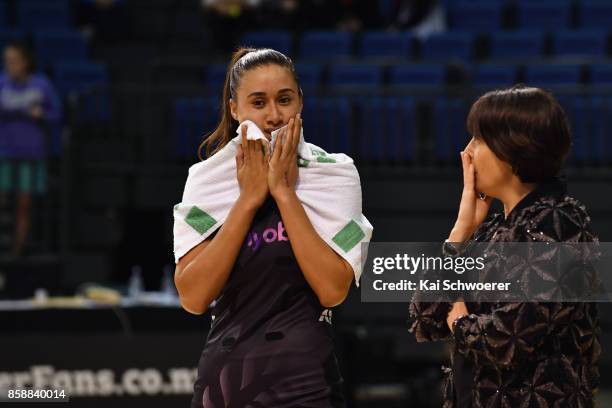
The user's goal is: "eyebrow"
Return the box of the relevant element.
[247,88,296,98]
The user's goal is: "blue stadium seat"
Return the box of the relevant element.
[552,30,608,58]
[489,31,545,60]
[379,0,395,23]
[53,61,109,121]
[0,29,25,51]
[299,31,352,59]
[300,97,350,153]
[433,98,470,160]
[356,97,415,162]
[590,64,612,84]
[446,0,505,32]
[205,64,227,85]
[241,31,292,56]
[590,97,608,161]
[358,31,413,59]
[33,29,88,68]
[294,63,323,89]
[421,31,474,61]
[517,0,572,30]
[472,64,518,87]
[18,0,71,29]
[557,96,584,161]
[205,64,228,95]
[390,65,446,85]
[559,96,608,162]
[524,65,583,86]
[579,1,612,29]
[174,97,220,159]
[582,97,607,162]
[328,65,383,86]
[53,61,107,93]
[606,98,612,161]
[203,61,316,92]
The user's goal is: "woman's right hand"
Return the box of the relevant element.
[449,151,493,242]
[236,124,270,210]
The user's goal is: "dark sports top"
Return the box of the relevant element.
[192,195,344,408]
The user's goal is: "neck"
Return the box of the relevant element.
[500,180,537,219]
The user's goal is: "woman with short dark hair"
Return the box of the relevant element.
[409,86,601,407]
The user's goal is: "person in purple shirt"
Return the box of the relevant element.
[0,42,62,257]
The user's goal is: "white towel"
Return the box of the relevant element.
[173,120,373,285]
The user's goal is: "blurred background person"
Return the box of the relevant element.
[75,0,129,45]
[331,0,383,32]
[201,0,261,54]
[0,42,61,257]
[389,0,446,38]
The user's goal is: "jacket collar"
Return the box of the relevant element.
[504,176,567,222]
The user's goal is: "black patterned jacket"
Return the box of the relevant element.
[409,178,601,408]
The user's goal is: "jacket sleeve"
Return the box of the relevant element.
[407,217,498,343]
[408,300,453,342]
[408,240,468,343]
[452,301,569,367]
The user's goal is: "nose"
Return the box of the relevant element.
[266,103,283,127]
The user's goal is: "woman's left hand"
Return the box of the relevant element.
[268,113,301,199]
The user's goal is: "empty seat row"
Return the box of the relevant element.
[0,0,72,30]
[201,63,612,88]
[241,29,612,61]
[174,96,403,160]
[430,91,612,163]
[244,30,415,60]
[446,0,612,31]
[52,61,110,122]
[173,96,612,163]
[487,30,608,59]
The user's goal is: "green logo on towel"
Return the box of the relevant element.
[185,206,216,235]
[316,156,336,163]
[310,148,336,163]
[311,148,325,157]
[332,220,365,252]
[298,158,310,167]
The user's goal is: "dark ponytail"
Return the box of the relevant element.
[198,47,302,160]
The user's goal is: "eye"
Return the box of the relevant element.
[252,100,265,108]
[278,96,292,104]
